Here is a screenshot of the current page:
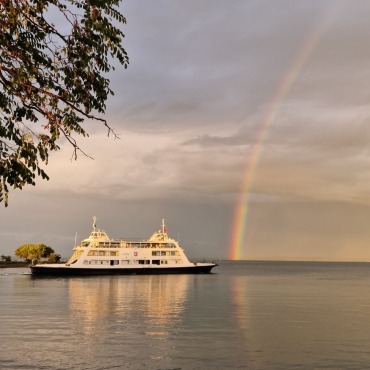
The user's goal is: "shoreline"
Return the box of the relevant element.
[0,263,29,268]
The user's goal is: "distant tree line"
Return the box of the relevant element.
[1,255,12,262]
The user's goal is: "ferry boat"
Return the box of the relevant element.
[30,218,218,276]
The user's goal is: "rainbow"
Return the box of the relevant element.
[228,3,340,260]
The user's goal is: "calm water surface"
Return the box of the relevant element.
[2,261,370,369]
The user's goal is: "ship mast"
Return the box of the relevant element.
[162,219,167,234]
[93,216,97,231]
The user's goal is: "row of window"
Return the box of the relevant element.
[83,259,184,265]
[87,250,180,257]
[83,242,178,248]
[125,243,177,249]
[152,251,180,256]
[87,250,119,256]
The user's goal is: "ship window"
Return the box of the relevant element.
[152,260,160,265]
[152,251,160,256]
[131,243,142,248]
[161,251,167,256]
[88,250,99,256]
[110,251,118,256]
[160,260,168,264]
[99,251,106,256]
[110,260,119,266]
[137,259,149,264]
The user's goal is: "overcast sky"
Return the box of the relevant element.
[3,0,370,261]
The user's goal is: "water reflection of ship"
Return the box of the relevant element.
[68,274,190,336]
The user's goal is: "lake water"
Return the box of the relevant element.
[2,261,370,369]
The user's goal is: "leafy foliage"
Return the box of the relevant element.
[15,243,55,262]
[0,0,129,206]
[48,252,61,263]
[1,254,12,262]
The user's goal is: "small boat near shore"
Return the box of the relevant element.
[31,218,218,276]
